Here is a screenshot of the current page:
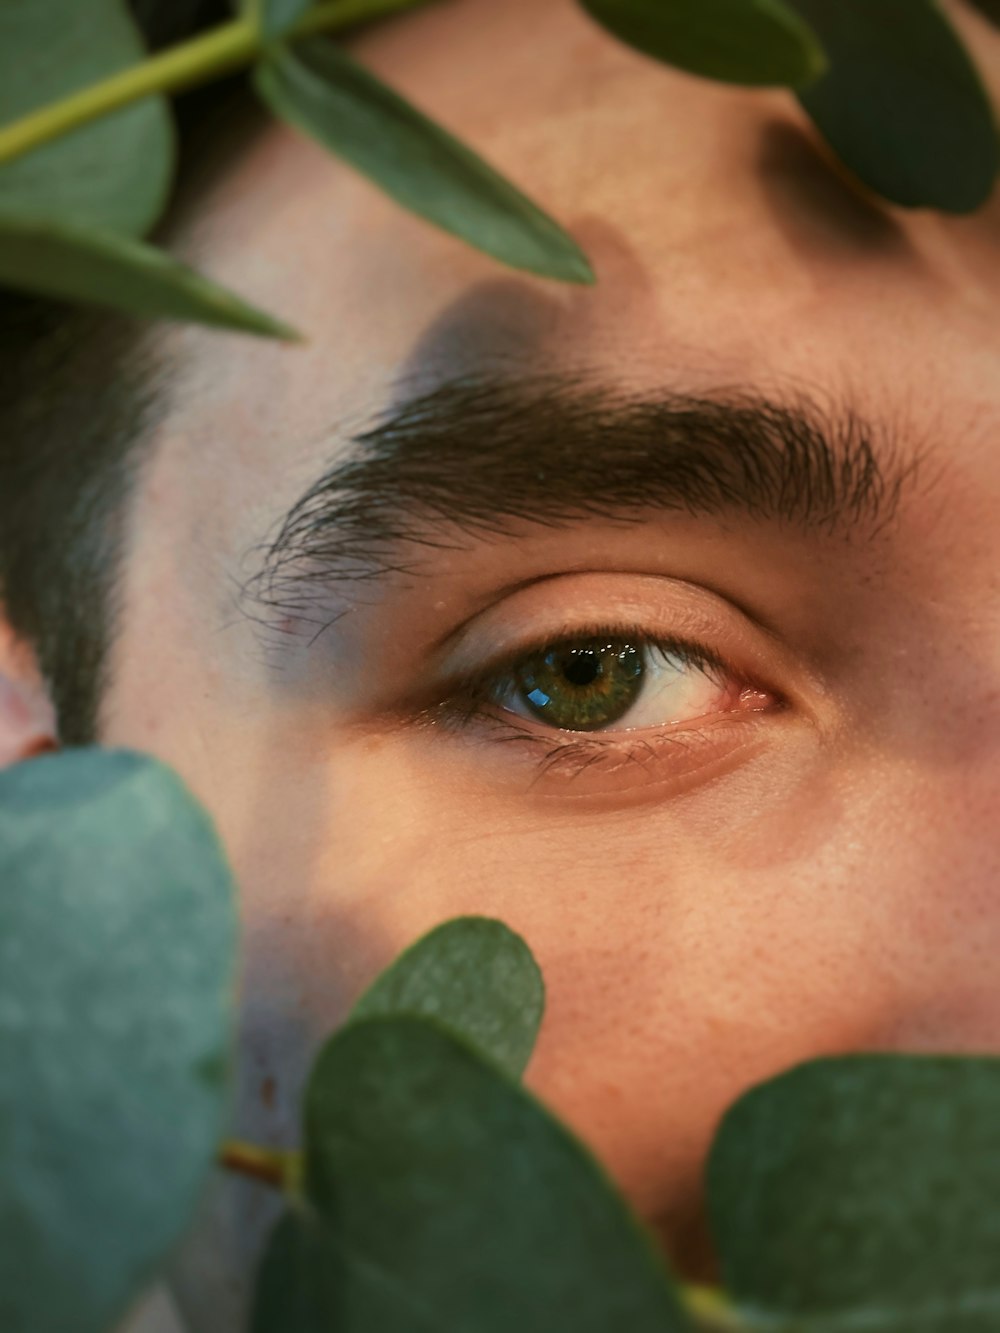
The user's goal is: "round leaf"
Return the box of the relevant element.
[350,917,545,1078]
[253,38,595,284]
[789,0,1000,212]
[708,1053,1000,1330]
[579,0,826,88]
[0,215,299,337]
[253,1016,690,1333]
[0,749,238,1333]
[0,0,174,236]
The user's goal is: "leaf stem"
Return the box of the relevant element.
[219,1139,299,1191]
[0,0,430,167]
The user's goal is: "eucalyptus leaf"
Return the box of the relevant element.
[708,1053,1000,1331]
[350,917,545,1078]
[253,1016,690,1333]
[579,0,826,88]
[0,0,174,236]
[0,215,299,337]
[262,0,316,38]
[788,0,1000,212]
[0,749,237,1333]
[253,38,595,284]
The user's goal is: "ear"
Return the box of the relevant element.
[0,620,58,767]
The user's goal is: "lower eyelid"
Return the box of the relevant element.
[450,705,780,801]
[456,693,778,760]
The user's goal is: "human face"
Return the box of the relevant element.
[100,0,1000,1324]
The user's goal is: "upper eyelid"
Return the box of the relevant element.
[426,570,791,688]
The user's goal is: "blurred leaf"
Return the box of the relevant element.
[788,0,999,212]
[254,1016,690,1333]
[0,215,299,337]
[260,0,316,38]
[254,38,595,283]
[0,0,174,236]
[0,749,238,1333]
[708,1053,1000,1332]
[351,916,545,1078]
[579,0,826,88]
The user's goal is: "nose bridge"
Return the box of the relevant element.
[876,577,1000,837]
[888,689,1000,870]
[870,738,1000,1051]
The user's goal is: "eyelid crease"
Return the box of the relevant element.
[419,566,785,660]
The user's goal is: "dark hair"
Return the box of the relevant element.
[0,0,238,744]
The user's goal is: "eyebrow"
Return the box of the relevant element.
[245,371,910,622]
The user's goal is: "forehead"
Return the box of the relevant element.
[143,0,1000,599]
[170,0,1000,381]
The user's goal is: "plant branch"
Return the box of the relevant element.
[219,1139,300,1191]
[0,0,429,168]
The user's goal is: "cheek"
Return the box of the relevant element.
[519,837,910,1236]
[512,760,1000,1261]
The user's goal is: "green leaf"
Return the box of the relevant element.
[0,749,238,1333]
[262,0,316,39]
[0,0,174,236]
[0,215,300,338]
[350,917,545,1078]
[254,1016,690,1333]
[579,0,826,88]
[253,38,595,284]
[708,1053,1000,1331]
[788,0,1000,212]
[266,0,314,37]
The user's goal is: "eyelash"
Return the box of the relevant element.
[421,622,773,781]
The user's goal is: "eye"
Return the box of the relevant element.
[487,633,767,734]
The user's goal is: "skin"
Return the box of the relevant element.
[8,0,1000,1326]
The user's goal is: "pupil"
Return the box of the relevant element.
[562,651,601,687]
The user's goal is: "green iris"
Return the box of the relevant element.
[515,638,644,731]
